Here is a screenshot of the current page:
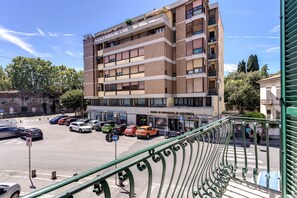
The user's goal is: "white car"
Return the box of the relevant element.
[69,122,92,133]
[0,182,21,198]
[88,120,99,129]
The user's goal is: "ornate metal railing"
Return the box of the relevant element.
[21,117,280,198]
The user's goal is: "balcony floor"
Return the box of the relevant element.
[223,178,281,198]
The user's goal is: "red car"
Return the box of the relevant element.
[124,125,137,136]
[58,116,70,125]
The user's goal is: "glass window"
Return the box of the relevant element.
[130,49,138,58]
[122,99,131,106]
[206,97,212,107]
[151,98,166,106]
[193,48,203,54]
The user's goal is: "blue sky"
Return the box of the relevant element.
[0,0,280,75]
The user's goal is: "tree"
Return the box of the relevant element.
[237,59,246,73]
[247,54,259,72]
[0,66,11,91]
[60,89,83,112]
[260,64,269,77]
[224,71,261,112]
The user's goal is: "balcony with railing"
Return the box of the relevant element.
[208,70,217,76]
[94,14,171,44]
[21,117,281,198]
[209,53,217,60]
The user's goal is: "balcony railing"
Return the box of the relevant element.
[209,53,217,59]
[208,70,217,76]
[208,18,216,26]
[22,117,280,198]
[208,37,217,42]
[208,88,217,95]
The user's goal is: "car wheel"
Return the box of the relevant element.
[79,129,82,133]
[11,192,19,198]
[146,134,150,139]
[69,127,73,132]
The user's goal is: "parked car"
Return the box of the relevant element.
[93,121,107,131]
[0,127,24,139]
[101,123,116,133]
[0,182,21,198]
[58,116,70,125]
[136,126,159,139]
[124,125,138,136]
[49,115,68,124]
[78,118,92,124]
[88,120,99,129]
[20,128,43,140]
[69,122,92,133]
[65,118,78,126]
[113,124,127,135]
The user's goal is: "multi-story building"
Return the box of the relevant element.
[83,0,224,130]
[258,74,281,119]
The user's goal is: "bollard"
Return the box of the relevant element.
[32,169,36,178]
[39,118,41,121]
[51,171,57,180]
[20,120,22,123]
[47,118,49,120]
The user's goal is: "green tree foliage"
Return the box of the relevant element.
[244,111,265,118]
[60,89,83,111]
[0,66,11,90]
[237,59,246,73]
[5,56,83,93]
[260,64,269,77]
[247,54,259,72]
[224,71,262,112]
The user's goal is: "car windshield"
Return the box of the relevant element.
[103,124,110,127]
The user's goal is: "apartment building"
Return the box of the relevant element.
[258,74,281,119]
[83,0,224,130]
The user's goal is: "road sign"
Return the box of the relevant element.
[105,133,113,143]
[112,135,119,142]
[26,137,32,147]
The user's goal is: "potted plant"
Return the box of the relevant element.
[125,18,133,25]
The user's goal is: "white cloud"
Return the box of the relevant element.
[63,33,75,36]
[37,28,45,36]
[65,51,75,57]
[48,32,59,37]
[227,35,279,39]
[265,46,280,53]
[270,25,280,33]
[0,26,35,54]
[224,64,237,74]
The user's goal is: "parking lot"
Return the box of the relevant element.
[0,115,165,197]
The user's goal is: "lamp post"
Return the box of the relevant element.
[217,79,221,120]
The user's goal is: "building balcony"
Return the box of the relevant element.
[261,99,273,105]
[97,64,103,70]
[208,70,217,76]
[130,72,145,79]
[98,78,104,83]
[131,90,145,95]
[208,36,217,43]
[208,88,217,95]
[98,91,104,97]
[97,50,103,56]
[94,14,171,44]
[208,18,217,26]
[208,53,217,60]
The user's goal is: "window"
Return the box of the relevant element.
[206,97,212,107]
[151,98,166,106]
[194,68,203,73]
[193,48,203,54]
[135,98,147,106]
[267,109,271,115]
[116,68,123,76]
[139,48,144,56]
[123,83,130,91]
[130,49,138,58]
[116,53,122,61]
[194,97,203,107]
[104,71,110,78]
[122,51,129,60]
[105,84,117,91]
[130,82,139,90]
[192,19,203,35]
[186,41,193,56]
[139,81,145,90]
[122,99,132,106]
[117,83,123,91]
[185,2,204,19]
[193,38,204,54]
[110,99,119,106]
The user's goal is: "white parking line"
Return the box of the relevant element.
[3,139,18,144]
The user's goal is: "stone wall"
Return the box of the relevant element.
[0,91,61,115]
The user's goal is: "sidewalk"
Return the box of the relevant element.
[231,137,280,147]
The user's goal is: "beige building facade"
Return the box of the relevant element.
[83,0,224,130]
[258,75,281,120]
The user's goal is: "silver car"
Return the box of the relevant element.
[69,122,92,133]
[0,182,21,198]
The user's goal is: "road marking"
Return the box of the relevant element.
[3,139,18,144]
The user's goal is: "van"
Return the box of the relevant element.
[0,127,24,139]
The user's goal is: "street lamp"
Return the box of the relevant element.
[217,78,221,120]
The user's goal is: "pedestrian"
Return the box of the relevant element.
[249,129,254,142]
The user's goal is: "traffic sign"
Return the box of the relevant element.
[112,135,119,142]
[26,137,32,147]
[105,133,113,143]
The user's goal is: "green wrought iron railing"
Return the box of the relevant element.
[21,117,280,198]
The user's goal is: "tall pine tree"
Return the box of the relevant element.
[237,59,246,73]
[247,54,259,72]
